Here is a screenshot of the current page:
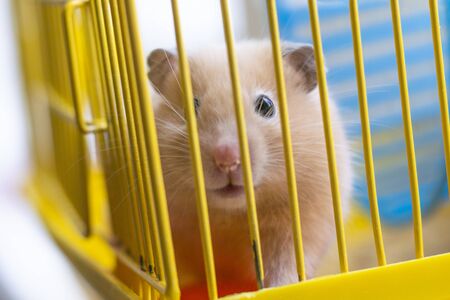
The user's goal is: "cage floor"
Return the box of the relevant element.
[316,200,450,276]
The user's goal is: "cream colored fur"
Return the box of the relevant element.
[148,40,352,288]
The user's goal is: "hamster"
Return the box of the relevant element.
[147,40,352,288]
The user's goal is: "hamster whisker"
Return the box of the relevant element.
[158,138,188,146]
[163,50,183,95]
[287,119,360,128]
[110,176,139,214]
[158,135,188,144]
[164,173,192,197]
[62,142,140,175]
[156,121,188,138]
[155,115,186,127]
[289,141,348,148]
[160,155,189,159]
[163,170,190,181]
[104,162,133,183]
[94,144,139,155]
[156,120,187,133]
[158,144,190,154]
[267,141,348,150]
[152,83,186,122]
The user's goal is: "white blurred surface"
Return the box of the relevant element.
[136,0,248,53]
[0,2,28,190]
[0,82,93,299]
[0,197,93,300]
[0,0,94,298]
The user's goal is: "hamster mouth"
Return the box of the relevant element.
[213,183,245,198]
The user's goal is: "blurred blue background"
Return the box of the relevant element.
[277,0,450,224]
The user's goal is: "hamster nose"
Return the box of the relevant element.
[213,144,240,173]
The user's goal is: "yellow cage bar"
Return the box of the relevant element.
[429,0,450,199]
[390,0,424,259]
[349,0,386,266]
[266,0,306,281]
[100,0,150,266]
[307,0,349,273]
[12,0,450,299]
[220,0,264,289]
[170,0,218,299]
[91,0,142,262]
[124,0,180,296]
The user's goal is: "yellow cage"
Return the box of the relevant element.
[12,0,450,299]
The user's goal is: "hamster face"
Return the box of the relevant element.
[148,40,325,211]
[148,40,353,287]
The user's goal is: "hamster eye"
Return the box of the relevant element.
[255,95,275,118]
[194,97,200,115]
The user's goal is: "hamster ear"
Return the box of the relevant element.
[147,48,178,94]
[282,43,318,93]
